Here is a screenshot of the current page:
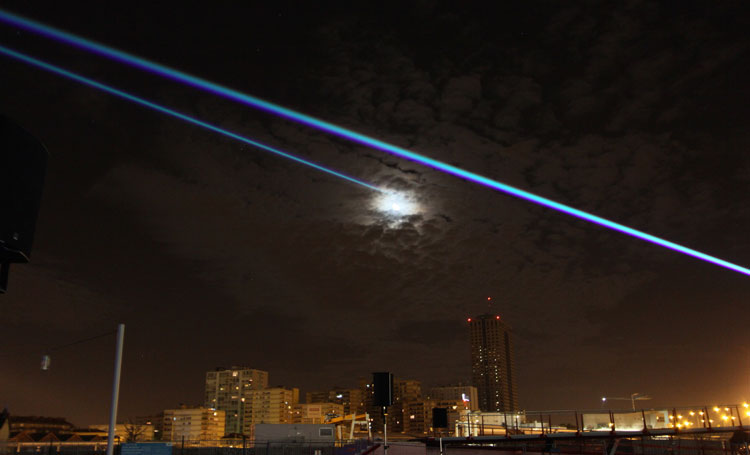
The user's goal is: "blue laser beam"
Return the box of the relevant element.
[1,9,748,276]
[0,45,382,193]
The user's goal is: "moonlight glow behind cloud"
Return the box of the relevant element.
[375,191,420,217]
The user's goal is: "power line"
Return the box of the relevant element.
[48,330,115,352]
[0,329,115,358]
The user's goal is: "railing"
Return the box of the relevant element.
[455,404,750,437]
[429,435,750,455]
[0,439,373,455]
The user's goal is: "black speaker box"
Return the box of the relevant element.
[372,372,393,407]
[432,407,448,428]
[0,115,48,292]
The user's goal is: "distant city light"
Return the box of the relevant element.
[40,355,50,371]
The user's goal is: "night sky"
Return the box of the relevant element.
[2,1,750,426]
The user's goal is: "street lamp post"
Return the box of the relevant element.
[106,324,125,455]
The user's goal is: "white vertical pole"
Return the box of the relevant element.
[383,407,388,455]
[106,324,125,455]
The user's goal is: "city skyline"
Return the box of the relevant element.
[2,1,750,427]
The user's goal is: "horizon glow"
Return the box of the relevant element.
[0,45,382,194]
[1,8,749,276]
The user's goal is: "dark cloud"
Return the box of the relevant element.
[391,319,465,347]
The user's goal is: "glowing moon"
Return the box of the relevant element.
[375,191,420,217]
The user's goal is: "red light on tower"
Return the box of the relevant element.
[487,297,491,301]
[467,318,472,322]
[496,315,500,320]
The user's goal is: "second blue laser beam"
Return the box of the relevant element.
[0,45,381,194]
[1,8,748,276]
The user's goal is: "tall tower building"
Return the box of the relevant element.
[468,314,517,412]
[204,366,269,435]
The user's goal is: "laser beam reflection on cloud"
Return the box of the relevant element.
[0,45,383,195]
[1,8,749,276]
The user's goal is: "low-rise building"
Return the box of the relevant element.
[162,407,225,442]
[254,424,335,444]
[306,389,365,415]
[403,400,466,435]
[9,416,75,433]
[89,424,155,442]
[292,403,344,424]
[428,386,478,411]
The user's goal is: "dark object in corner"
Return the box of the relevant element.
[0,115,48,293]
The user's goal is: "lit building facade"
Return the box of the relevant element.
[162,408,225,442]
[392,379,421,432]
[292,403,344,424]
[469,314,517,412]
[90,424,156,442]
[306,388,365,415]
[403,399,465,435]
[204,366,269,435]
[364,377,421,433]
[9,417,75,433]
[403,400,432,435]
[243,387,299,434]
[427,386,478,411]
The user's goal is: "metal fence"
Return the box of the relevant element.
[431,433,750,455]
[0,439,372,455]
[456,405,750,436]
